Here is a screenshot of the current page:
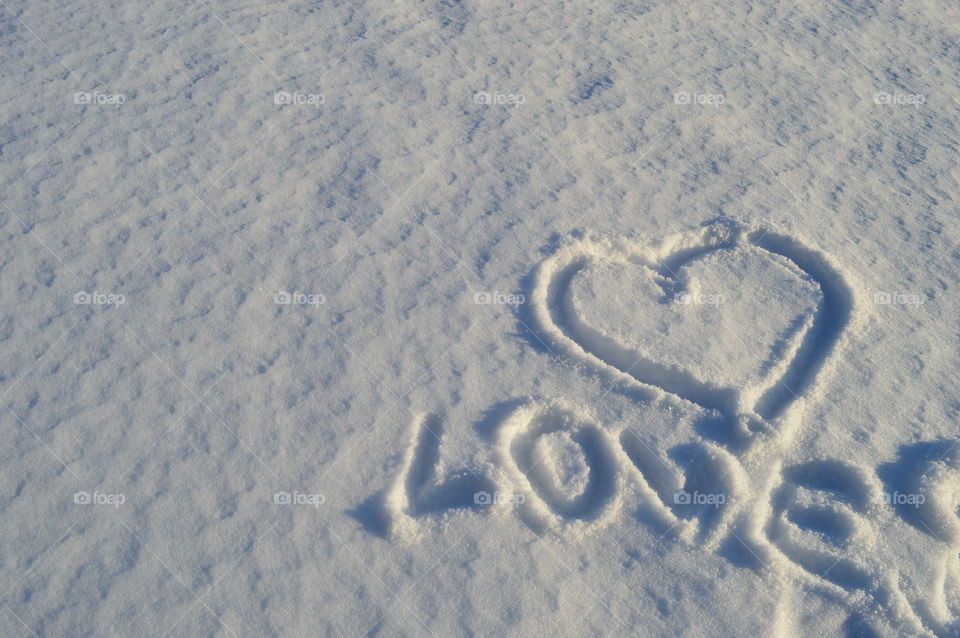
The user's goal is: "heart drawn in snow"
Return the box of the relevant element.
[529,220,854,422]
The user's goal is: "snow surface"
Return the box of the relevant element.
[1,0,960,636]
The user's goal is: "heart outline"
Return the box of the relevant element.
[529,219,857,425]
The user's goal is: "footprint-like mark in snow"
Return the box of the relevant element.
[878,440,960,546]
[878,441,960,635]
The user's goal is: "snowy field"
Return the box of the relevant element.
[2,0,960,636]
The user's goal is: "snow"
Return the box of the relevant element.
[2,0,960,636]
